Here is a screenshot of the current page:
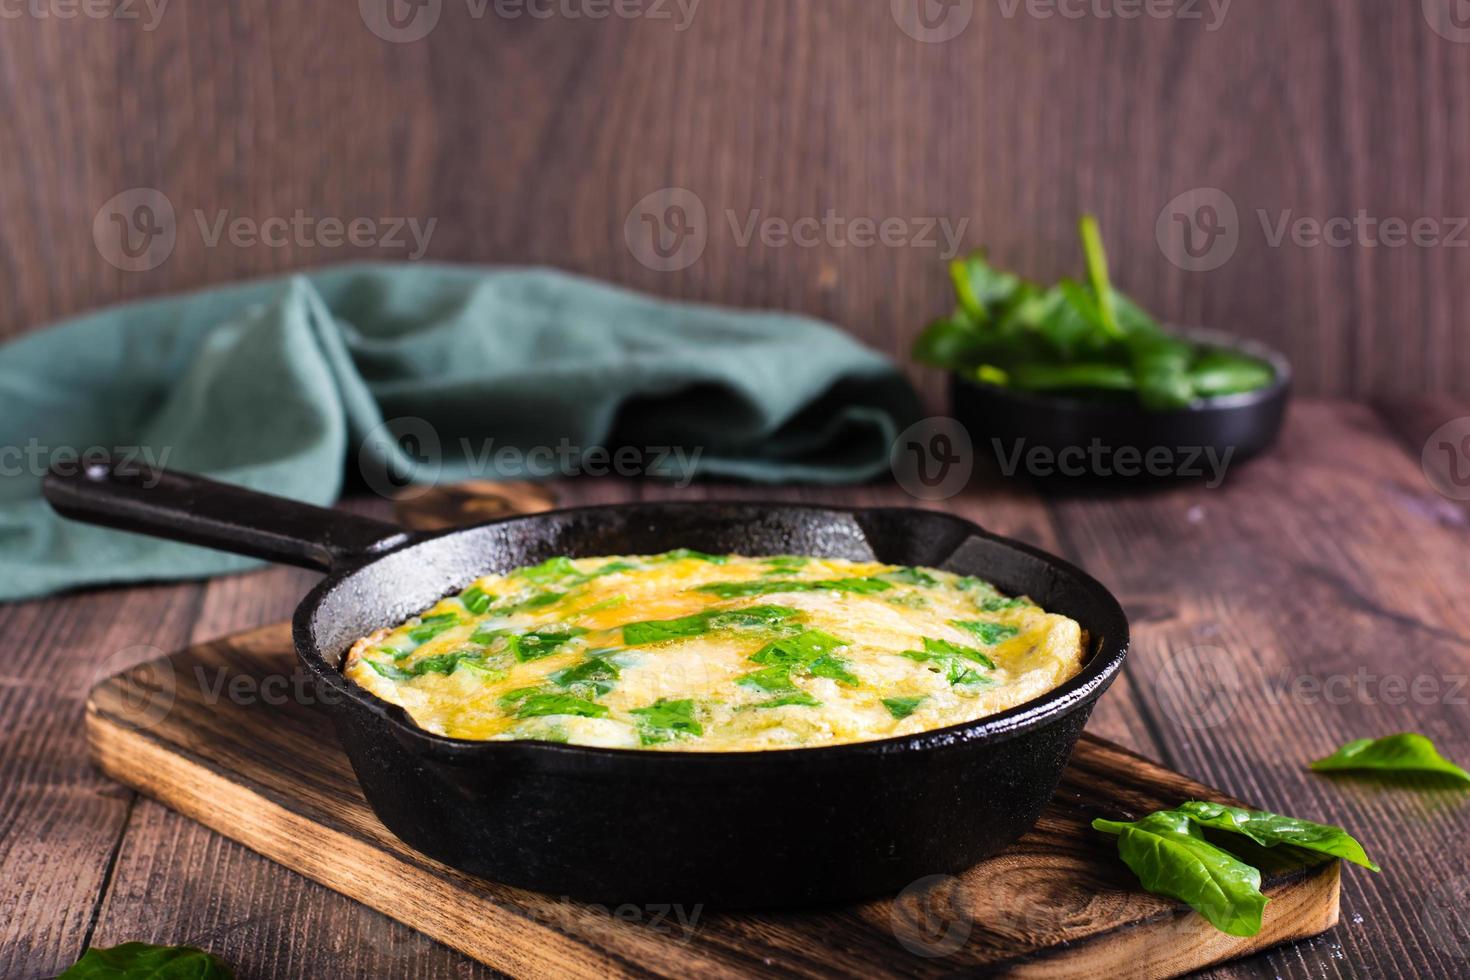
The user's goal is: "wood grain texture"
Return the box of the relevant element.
[85,627,1339,980]
[0,3,1467,397]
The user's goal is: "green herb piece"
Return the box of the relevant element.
[749,630,846,666]
[696,577,893,599]
[951,620,1020,645]
[946,662,995,688]
[506,627,587,662]
[458,585,493,615]
[882,696,926,719]
[1092,810,1267,937]
[881,566,939,587]
[630,698,703,744]
[660,548,728,563]
[621,611,711,645]
[513,693,609,720]
[808,655,860,686]
[520,556,583,583]
[762,556,809,572]
[1309,733,1470,785]
[737,666,800,694]
[549,657,621,696]
[368,649,488,681]
[1172,802,1379,871]
[406,612,460,644]
[977,596,1028,613]
[60,942,235,979]
[621,604,802,645]
[489,590,566,616]
[593,560,639,576]
[752,691,822,709]
[497,686,544,708]
[954,576,1001,597]
[905,636,997,669]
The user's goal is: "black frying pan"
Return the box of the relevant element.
[44,459,1129,908]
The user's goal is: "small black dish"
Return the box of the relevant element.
[950,327,1292,485]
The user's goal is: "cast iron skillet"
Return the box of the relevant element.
[44,458,1129,908]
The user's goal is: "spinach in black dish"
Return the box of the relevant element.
[914,216,1275,409]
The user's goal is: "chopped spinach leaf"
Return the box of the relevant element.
[762,556,809,572]
[881,566,939,587]
[660,548,728,563]
[458,585,493,615]
[550,657,621,696]
[751,691,822,709]
[808,655,860,687]
[749,630,846,666]
[630,698,703,744]
[507,627,587,662]
[368,648,487,681]
[696,577,893,599]
[407,612,460,644]
[977,596,1028,613]
[737,666,800,694]
[882,696,926,719]
[952,620,1020,645]
[497,685,545,708]
[622,604,801,646]
[513,693,609,719]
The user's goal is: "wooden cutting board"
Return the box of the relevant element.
[86,625,1340,979]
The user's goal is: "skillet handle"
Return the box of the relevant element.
[42,456,413,572]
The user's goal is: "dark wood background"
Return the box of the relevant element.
[1,0,1467,395]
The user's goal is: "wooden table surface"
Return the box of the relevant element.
[4,396,1469,979]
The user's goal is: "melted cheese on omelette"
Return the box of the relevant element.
[342,553,1085,751]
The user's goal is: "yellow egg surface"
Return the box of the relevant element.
[341,552,1085,751]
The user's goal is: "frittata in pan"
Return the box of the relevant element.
[343,552,1085,751]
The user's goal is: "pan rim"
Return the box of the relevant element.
[290,500,1129,767]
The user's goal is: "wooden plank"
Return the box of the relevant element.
[84,622,1339,979]
[0,583,203,979]
[1044,400,1470,980]
[2,6,1469,396]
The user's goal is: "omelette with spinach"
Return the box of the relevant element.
[343,552,1085,751]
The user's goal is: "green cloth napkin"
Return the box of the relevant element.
[0,263,918,601]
